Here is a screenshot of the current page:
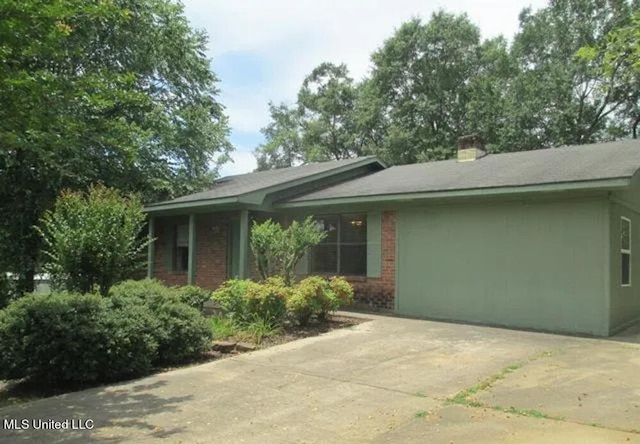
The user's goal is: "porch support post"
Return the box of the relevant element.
[239,209,250,279]
[147,216,155,279]
[188,213,197,285]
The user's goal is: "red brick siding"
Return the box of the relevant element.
[194,213,229,290]
[348,211,396,310]
[153,213,230,290]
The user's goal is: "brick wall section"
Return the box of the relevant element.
[153,213,230,290]
[348,211,396,310]
[194,213,229,290]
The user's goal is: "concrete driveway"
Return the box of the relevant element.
[1,314,639,443]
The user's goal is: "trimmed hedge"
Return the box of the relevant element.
[0,292,158,384]
[0,280,213,385]
[109,279,212,366]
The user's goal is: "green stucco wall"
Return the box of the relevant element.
[609,174,640,332]
[396,197,610,336]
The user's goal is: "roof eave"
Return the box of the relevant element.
[144,197,239,214]
[276,177,632,209]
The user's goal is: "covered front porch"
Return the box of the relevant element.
[146,208,283,289]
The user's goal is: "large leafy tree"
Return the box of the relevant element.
[297,62,361,161]
[254,62,360,170]
[505,0,639,149]
[357,13,486,164]
[254,102,303,171]
[0,0,231,293]
[578,8,640,137]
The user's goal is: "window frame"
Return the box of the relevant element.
[309,213,367,276]
[621,216,631,287]
[173,223,190,273]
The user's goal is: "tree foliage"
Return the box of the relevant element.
[250,217,327,285]
[578,7,640,137]
[254,102,304,170]
[255,1,640,168]
[254,62,360,170]
[0,0,231,293]
[37,184,150,295]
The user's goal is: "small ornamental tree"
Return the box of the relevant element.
[250,216,326,285]
[36,184,151,295]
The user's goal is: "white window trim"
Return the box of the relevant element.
[621,216,631,287]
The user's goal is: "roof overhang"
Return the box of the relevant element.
[276,177,632,209]
[143,157,386,215]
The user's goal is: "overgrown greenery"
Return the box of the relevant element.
[36,184,151,295]
[250,217,327,285]
[0,0,231,295]
[0,280,212,385]
[254,0,640,168]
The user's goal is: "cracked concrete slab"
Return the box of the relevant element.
[474,338,640,433]
[0,314,638,443]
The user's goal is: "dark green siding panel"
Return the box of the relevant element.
[396,199,608,336]
[366,211,382,278]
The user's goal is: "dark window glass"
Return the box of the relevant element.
[622,253,631,286]
[309,214,367,276]
[316,216,339,243]
[621,218,631,251]
[340,245,367,275]
[340,214,367,243]
[176,246,189,272]
[310,244,338,273]
[174,223,189,272]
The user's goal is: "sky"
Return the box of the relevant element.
[181,0,550,177]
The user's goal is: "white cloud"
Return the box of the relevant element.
[219,149,257,177]
[183,0,550,174]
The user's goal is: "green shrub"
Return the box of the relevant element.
[328,276,354,307]
[110,279,211,365]
[108,278,177,308]
[154,302,212,365]
[0,292,158,385]
[36,184,151,295]
[287,276,325,325]
[176,285,211,311]
[0,273,18,309]
[240,317,282,344]
[211,279,253,321]
[210,316,240,339]
[98,301,159,381]
[250,217,327,285]
[246,277,289,326]
[286,276,354,324]
[212,279,288,327]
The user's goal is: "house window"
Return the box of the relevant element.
[174,224,189,272]
[310,214,367,276]
[621,217,631,287]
